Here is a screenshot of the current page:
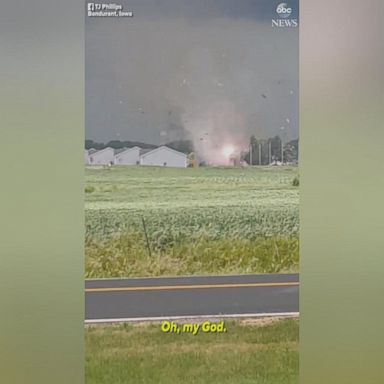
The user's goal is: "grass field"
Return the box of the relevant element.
[85,166,299,277]
[85,318,299,384]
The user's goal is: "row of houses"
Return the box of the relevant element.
[85,146,188,168]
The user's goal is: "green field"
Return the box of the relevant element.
[85,318,299,384]
[85,166,299,277]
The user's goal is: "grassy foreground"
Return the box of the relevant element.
[85,234,299,277]
[85,318,299,384]
[85,166,299,277]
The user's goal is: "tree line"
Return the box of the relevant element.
[86,136,298,164]
[242,136,299,165]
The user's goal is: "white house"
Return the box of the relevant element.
[114,147,140,165]
[85,148,98,165]
[88,147,114,165]
[139,146,187,168]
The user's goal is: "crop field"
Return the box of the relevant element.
[85,166,299,277]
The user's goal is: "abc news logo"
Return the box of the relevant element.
[272,3,298,28]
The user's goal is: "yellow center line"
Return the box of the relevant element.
[85,281,299,293]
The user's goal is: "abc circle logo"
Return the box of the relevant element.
[276,3,292,18]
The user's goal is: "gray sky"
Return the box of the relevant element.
[86,0,299,155]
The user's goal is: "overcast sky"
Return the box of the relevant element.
[86,0,299,151]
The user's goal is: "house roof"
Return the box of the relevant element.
[139,148,154,156]
[114,148,128,155]
[115,146,141,156]
[89,147,114,156]
[88,148,98,155]
[140,146,187,158]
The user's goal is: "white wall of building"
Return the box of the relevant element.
[140,146,187,168]
[88,147,114,165]
[114,147,140,165]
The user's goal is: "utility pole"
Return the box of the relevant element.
[258,142,262,165]
[141,217,152,258]
[281,139,284,164]
[268,140,271,165]
[297,138,299,164]
[249,143,253,165]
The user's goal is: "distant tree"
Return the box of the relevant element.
[122,141,157,149]
[86,137,197,153]
[244,135,262,165]
[85,140,157,150]
[85,140,104,150]
[283,139,299,163]
[260,139,270,165]
[245,135,293,165]
[165,140,194,154]
[270,135,282,163]
[187,152,195,167]
[106,140,125,149]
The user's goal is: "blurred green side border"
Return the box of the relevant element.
[0,1,383,384]
[300,1,384,383]
[0,1,84,383]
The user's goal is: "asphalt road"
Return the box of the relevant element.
[85,273,299,323]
